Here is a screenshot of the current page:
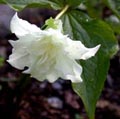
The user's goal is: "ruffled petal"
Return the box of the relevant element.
[55,55,83,82]
[23,51,57,82]
[45,70,60,82]
[10,13,41,37]
[65,39,100,60]
[7,33,40,69]
[7,49,29,70]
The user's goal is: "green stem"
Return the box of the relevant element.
[55,5,69,20]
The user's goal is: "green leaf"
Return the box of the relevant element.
[61,10,118,119]
[66,0,85,7]
[103,0,120,19]
[0,0,5,3]
[2,0,85,11]
[0,56,4,67]
[85,0,103,18]
[2,0,65,11]
[105,15,120,34]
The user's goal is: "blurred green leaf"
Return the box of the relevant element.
[103,0,120,19]
[75,114,83,119]
[1,0,85,11]
[85,0,103,18]
[106,15,120,34]
[0,85,2,90]
[2,0,65,11]
[0,56,4,67]
[0,0,5,3]
[66,0,85,7]
[62,10,118,119]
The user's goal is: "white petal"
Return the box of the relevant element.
[46,70,59,82]
[10,13,41,37]
[65,39,101,60]
[7,52,29,70]
[55,19,63,32]
[55,55,83,82]
[65,61,83,82]
[7,33,39,69]
[80,44,101,60]
[7,40,29,69]
[23,53,57,81]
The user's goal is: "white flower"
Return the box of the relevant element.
[7,13,100,83]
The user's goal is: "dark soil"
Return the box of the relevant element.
[0,7,120,119]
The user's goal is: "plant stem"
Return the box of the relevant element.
[55,5,69,20]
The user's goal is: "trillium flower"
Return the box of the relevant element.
[7,13,100,83]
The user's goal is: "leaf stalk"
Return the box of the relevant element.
[55,5,69,20]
